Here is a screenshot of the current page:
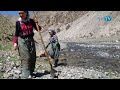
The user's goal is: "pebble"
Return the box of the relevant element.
[1,47,120,79]
[14,70,21,74]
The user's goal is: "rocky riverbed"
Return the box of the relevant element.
[1,41,120,79]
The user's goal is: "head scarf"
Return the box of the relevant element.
[18,11,30,23]
[48,29,56,35]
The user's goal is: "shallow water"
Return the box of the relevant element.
[60,42,120,73]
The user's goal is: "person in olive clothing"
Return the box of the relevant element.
[13,11,41,79]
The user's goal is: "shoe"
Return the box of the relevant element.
[27,75,32,79]
[53,61,58,67]
[53,64,57,67]
[30,72,37,78]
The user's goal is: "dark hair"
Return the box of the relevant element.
[52,30,56,35]
[24,11,29,17]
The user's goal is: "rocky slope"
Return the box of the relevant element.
[37,11,120,43]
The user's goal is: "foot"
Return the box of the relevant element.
[53,64,57,67]
[27,75,32,79]
[30,72,37,78]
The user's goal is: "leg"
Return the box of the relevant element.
[21,58,31,78]
[53,47,60,67]
[53,59,59,67]
[20,49,31,78]
[29,41,36,76]
[18,37,31,79]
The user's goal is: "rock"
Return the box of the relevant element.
[116,40,119,42]
[70,49,74,52]
[5,67,12,73]
[66,24,70,30]
[13,74,21,79]
[0,63,2,65]
[0,63,3,70]
[11,61,15,66]
[89,33,93,37]
[3,73,11,78]
[0,66,2,70]
[14,61,20,67]
[57,28,61,33]
[13,67,17,69]
[14,70,21,74]
[8,74,14,79]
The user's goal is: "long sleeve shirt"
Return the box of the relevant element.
[13,18,41,43]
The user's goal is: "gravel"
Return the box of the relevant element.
[32,65,120,79]
[1,59,120,79]
[1,45,120,79]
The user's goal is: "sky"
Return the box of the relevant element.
[0,11,32,16]
[0,11,18,15]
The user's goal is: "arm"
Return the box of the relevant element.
[51,35,58,43]
[46,42,50,49]
[13,21,19,44]
[13,21,20,50]
[30,19,42,31]
[46,36,56,49]
[52,35,60,49]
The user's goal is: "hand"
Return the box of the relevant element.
[13,43,18,50]
[34,17,38,23]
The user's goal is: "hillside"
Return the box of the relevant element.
[33,11,120,43]
[3,11,120,43]
[57,11,120,42]
[0,14,15,42]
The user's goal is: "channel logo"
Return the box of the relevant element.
[104,16,112,22]
[98,16,112,22]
